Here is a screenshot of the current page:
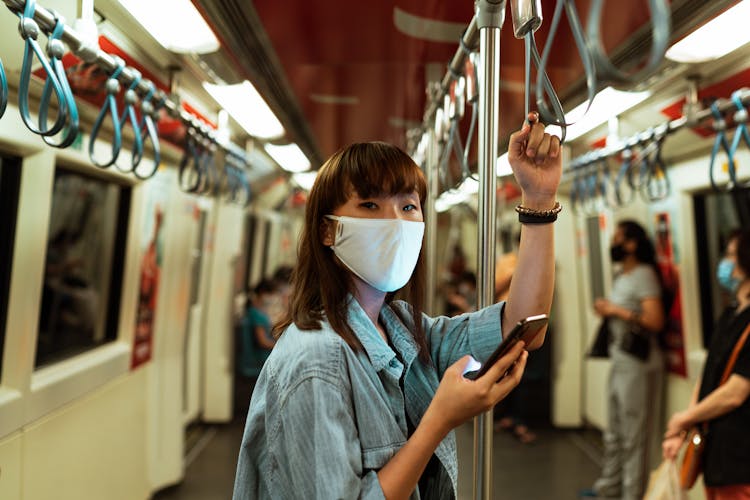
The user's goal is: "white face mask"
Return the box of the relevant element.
[326,215,424,292]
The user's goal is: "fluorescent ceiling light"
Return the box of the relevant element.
[117,0,219,54]
[564,87,650,141]
[292,171,318,191]
[203,81,285,140]
[666,1,750,63]
[264,143,311,173]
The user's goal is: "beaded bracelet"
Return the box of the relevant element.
[515,201,562,224]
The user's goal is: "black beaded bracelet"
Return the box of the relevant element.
[515,202,562,224]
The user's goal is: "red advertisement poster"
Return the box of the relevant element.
[131,170,171,369]
[654,212,688,377]
[132,206,163,369]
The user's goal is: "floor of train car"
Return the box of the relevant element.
[154,381,602,500]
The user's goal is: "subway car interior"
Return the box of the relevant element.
[0,0,749,499]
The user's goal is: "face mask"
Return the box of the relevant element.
[610,244,627,262]
[326,215,424,292]
[717,258,740,293]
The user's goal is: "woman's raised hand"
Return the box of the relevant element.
[507,113,562,209]
[424,342,528,436]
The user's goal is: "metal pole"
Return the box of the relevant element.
[473,1,505,499]
[425,128,439,315]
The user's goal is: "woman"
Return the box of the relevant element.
[584,220,666,500]
[232,115,561,499]
[663,229,750,500]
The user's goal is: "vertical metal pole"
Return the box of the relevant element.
[425,129,439,315]
[473,1,505,499]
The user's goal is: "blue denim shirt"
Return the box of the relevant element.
[232,298,504,500]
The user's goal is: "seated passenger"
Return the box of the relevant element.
[237,279,277,378]
[232,115,561,499]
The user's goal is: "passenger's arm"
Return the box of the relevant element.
[665,374,750,438]
[662,378,703,460]
[595,297,664,332]
[503,116,561,348]
[254,326,275,349]
[378,343,527,499]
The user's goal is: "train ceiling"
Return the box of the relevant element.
[189,0,740,170]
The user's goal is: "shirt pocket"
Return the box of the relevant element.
[361,441,405,471]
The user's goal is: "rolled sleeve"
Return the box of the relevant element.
[422,302,505,375]
[272,374,386,500]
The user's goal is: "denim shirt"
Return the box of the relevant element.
[232,298,504,500]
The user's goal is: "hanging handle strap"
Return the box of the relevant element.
[729,90,750,186]
[17,0,67,137]
[133,83,162,180]
[115,70,143,172]
[0,57,8,119]
[709,101,736,192]
[586,0,671,86]
[40,13,79,148]
[89,56,125,168]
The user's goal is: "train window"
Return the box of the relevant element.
[693,188,747,348]
[0,156,22,378]
[35,168,131,368]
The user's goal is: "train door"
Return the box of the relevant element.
[182,202,211,425]
[201,202,246,422]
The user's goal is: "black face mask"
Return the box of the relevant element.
[610,244,627,262]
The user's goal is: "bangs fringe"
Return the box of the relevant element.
[339,143,427,203]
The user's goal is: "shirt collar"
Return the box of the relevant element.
[346,296,396,372]
[379,304,419,369]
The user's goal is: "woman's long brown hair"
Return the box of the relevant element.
[273,142,430,363]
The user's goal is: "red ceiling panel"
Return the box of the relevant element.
[253,0,658,160]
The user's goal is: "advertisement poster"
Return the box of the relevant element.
[131,171,171,369]
[654,212,688,377]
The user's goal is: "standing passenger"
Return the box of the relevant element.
[662,229,750,500]
[232,115,561,499]
[582,220,665,500]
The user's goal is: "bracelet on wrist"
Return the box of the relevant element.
[515,201,562,224]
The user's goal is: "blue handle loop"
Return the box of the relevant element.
[17,0,67,137]
[40,14,79,148]
[614,148,636,206]
[114,70,144,173]
[178,131,203,193]
[133,82,162,180]
[530,0,598,143]
[586,0,671,86]
[198,139,219,196]
[238,168,251,206]
[224,163,239,203]
[583,161,600,215]
[89,57,125,168]
[641,130,671,202]
[600,156,619,209]
[709,101,735,192]
[0,57,8,119]
[729,90,750,186]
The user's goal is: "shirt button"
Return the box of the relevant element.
[389,359,398,367]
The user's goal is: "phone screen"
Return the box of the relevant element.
[463,314,548,380]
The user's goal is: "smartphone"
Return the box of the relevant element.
[463,314,548,380]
